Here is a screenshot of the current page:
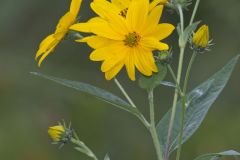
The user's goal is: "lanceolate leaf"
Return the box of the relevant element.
[194,150,240,160]
[31,72,138,115]
[156,55,239,155]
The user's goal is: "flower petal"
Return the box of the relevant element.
[126,0,149,32]
[91,0,120,18]
[111,0,130,10]
[89,42,124,61]
[70,0,82,17]
[105,62,124,80]
[149,0,168,11]
[77,36,115,49]
[91,0,129,35]
[37,40,59,66]
[140,37,169,51]
[71,17,124,40]
[147,23,175,40]
[35,34,58,60]
[70,17,103,32]
[142,5,163,36]
[55,12,75,34]
[133,47,153,76]
[125,50,136,81]
[101,44,127,72]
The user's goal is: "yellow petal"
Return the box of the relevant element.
[125,51,136,81]
[147,23,175,40]
[70,0,82,17]
[37,40,59,66]
[101,45,127,72]
[91,0,120,18]
[142,5,163,36]
[111,0,130,10]
[70,17,103,32]
[149,0,168,11]
[133,47,152,76]
[71,17,124,40]
[91,0,128,35]
[89,42,124,61]
[140,48,158,72]
[35,34,59,63]
[105,62,125,80]
[140,37,169,51]
[55,12,76,35]
[77,36,115,49]
[126,0,149,32]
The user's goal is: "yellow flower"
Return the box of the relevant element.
[48,125,65,142]
[192,25,209,48]
[35,0,82,66]
[71,0,175,81]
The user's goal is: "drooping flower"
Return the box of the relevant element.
[192,25,209,48]
[35,0,82,66]
[48,125,65,142]
[71,0,175,81]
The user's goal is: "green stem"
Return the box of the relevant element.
[176,53,197,160]
[167,65,183,97]
[183,53,197,93]
[189,0,201,25]
[165,5,186,160]
[148,89,163,160]
[175,96,187,160]
[71,138,98,160]
[114,78,150,129]
[114,78,137,108]
[175,0,201,157]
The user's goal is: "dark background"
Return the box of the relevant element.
[0,0,239,160]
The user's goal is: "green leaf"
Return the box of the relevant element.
[179,21,200,46]
[157,55,239,155]
[104,154,110,160]
[194,150,240,160]
[30,72,138,115]
[138,63,167,90]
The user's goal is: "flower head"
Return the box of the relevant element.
[71,0,175,81]
[191,24,212,54]
[192,25,209,48]
[35,0,82,66]
[48,125,65,142]
[48,122,73,147]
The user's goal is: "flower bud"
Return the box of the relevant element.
[192,25,209,48]
[48,125,65,142]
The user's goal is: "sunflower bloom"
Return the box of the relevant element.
[35,0,82,66]
[48,125,65,142]
[192,25,209,48]
[71,0,175,81]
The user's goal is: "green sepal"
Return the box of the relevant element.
[138,62,167,90]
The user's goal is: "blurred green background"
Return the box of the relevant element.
[0,0,239,160]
